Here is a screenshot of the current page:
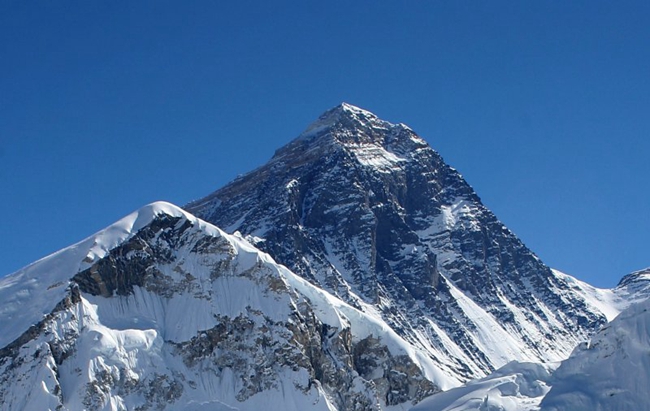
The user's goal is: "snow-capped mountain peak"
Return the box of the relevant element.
[299,102,386,139]
[295,102,417,152]
[186,104,613,383]
[2,104,648,411]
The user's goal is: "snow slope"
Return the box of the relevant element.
[0,202,447,411]
[411,361,556,411]
[540,295,650,411]
[0,202,193,349]
[551,268,650,322]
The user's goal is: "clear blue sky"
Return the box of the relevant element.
[1,1,648,287]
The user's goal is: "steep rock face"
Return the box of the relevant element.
[187,103,607,380]
[0,203,440,411]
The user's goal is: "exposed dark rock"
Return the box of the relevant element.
[72,215,192,298]
[0,285,81,361]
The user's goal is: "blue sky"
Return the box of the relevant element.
[1,1,648,287]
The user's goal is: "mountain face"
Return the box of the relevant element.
[1,104,647,411]
[0,203,442,411]
[186,103,610,381]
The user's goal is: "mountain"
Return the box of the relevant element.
[186,103,615,381]
[1,103,647,411]
[0,202,446,411]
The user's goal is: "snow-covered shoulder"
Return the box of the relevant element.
[0,201,226,349]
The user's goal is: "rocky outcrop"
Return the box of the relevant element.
[0,285,81,361]
[72,215,193,298]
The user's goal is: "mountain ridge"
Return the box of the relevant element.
[1,104,648,410]
[1,198,645,410]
